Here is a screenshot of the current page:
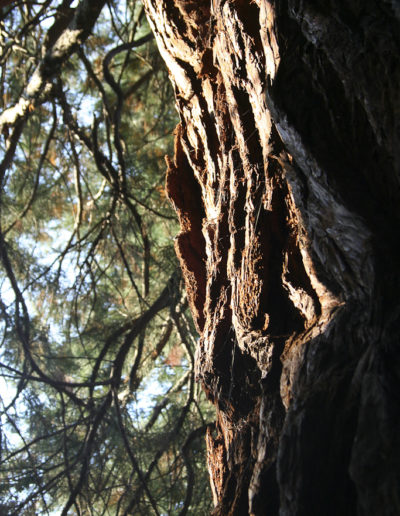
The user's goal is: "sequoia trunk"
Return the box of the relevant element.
[142,1,400,514]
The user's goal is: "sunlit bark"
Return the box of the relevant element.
[143,1,400,514]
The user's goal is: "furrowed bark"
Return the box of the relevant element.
[143,1,400,514]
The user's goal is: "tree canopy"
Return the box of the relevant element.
[0,1,213,514]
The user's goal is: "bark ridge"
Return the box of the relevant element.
[143,1,400,514]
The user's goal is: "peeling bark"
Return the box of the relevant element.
[143,1,400,514]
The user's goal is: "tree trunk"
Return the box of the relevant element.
[142,1,400,514]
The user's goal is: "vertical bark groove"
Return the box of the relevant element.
[144,0,400,514]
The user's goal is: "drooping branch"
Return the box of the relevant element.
[0,0,106,132]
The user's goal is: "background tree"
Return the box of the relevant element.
[0,1,213,514]
[143,1,400,515]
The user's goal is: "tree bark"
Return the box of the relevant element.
[142,1,400,514]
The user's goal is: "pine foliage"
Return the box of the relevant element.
[0,1,213,514]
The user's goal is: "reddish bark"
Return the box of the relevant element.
[143,1,400,514]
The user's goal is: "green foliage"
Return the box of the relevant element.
[0,1,213,514]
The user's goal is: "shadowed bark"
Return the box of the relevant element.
[143,1,400,514]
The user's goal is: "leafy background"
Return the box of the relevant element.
[0,1,213,514]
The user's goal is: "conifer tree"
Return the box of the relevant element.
[0,1,213,514]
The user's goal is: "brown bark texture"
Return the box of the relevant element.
[142,1,400,514]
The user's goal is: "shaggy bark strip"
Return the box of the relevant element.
[144,1,400,514]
